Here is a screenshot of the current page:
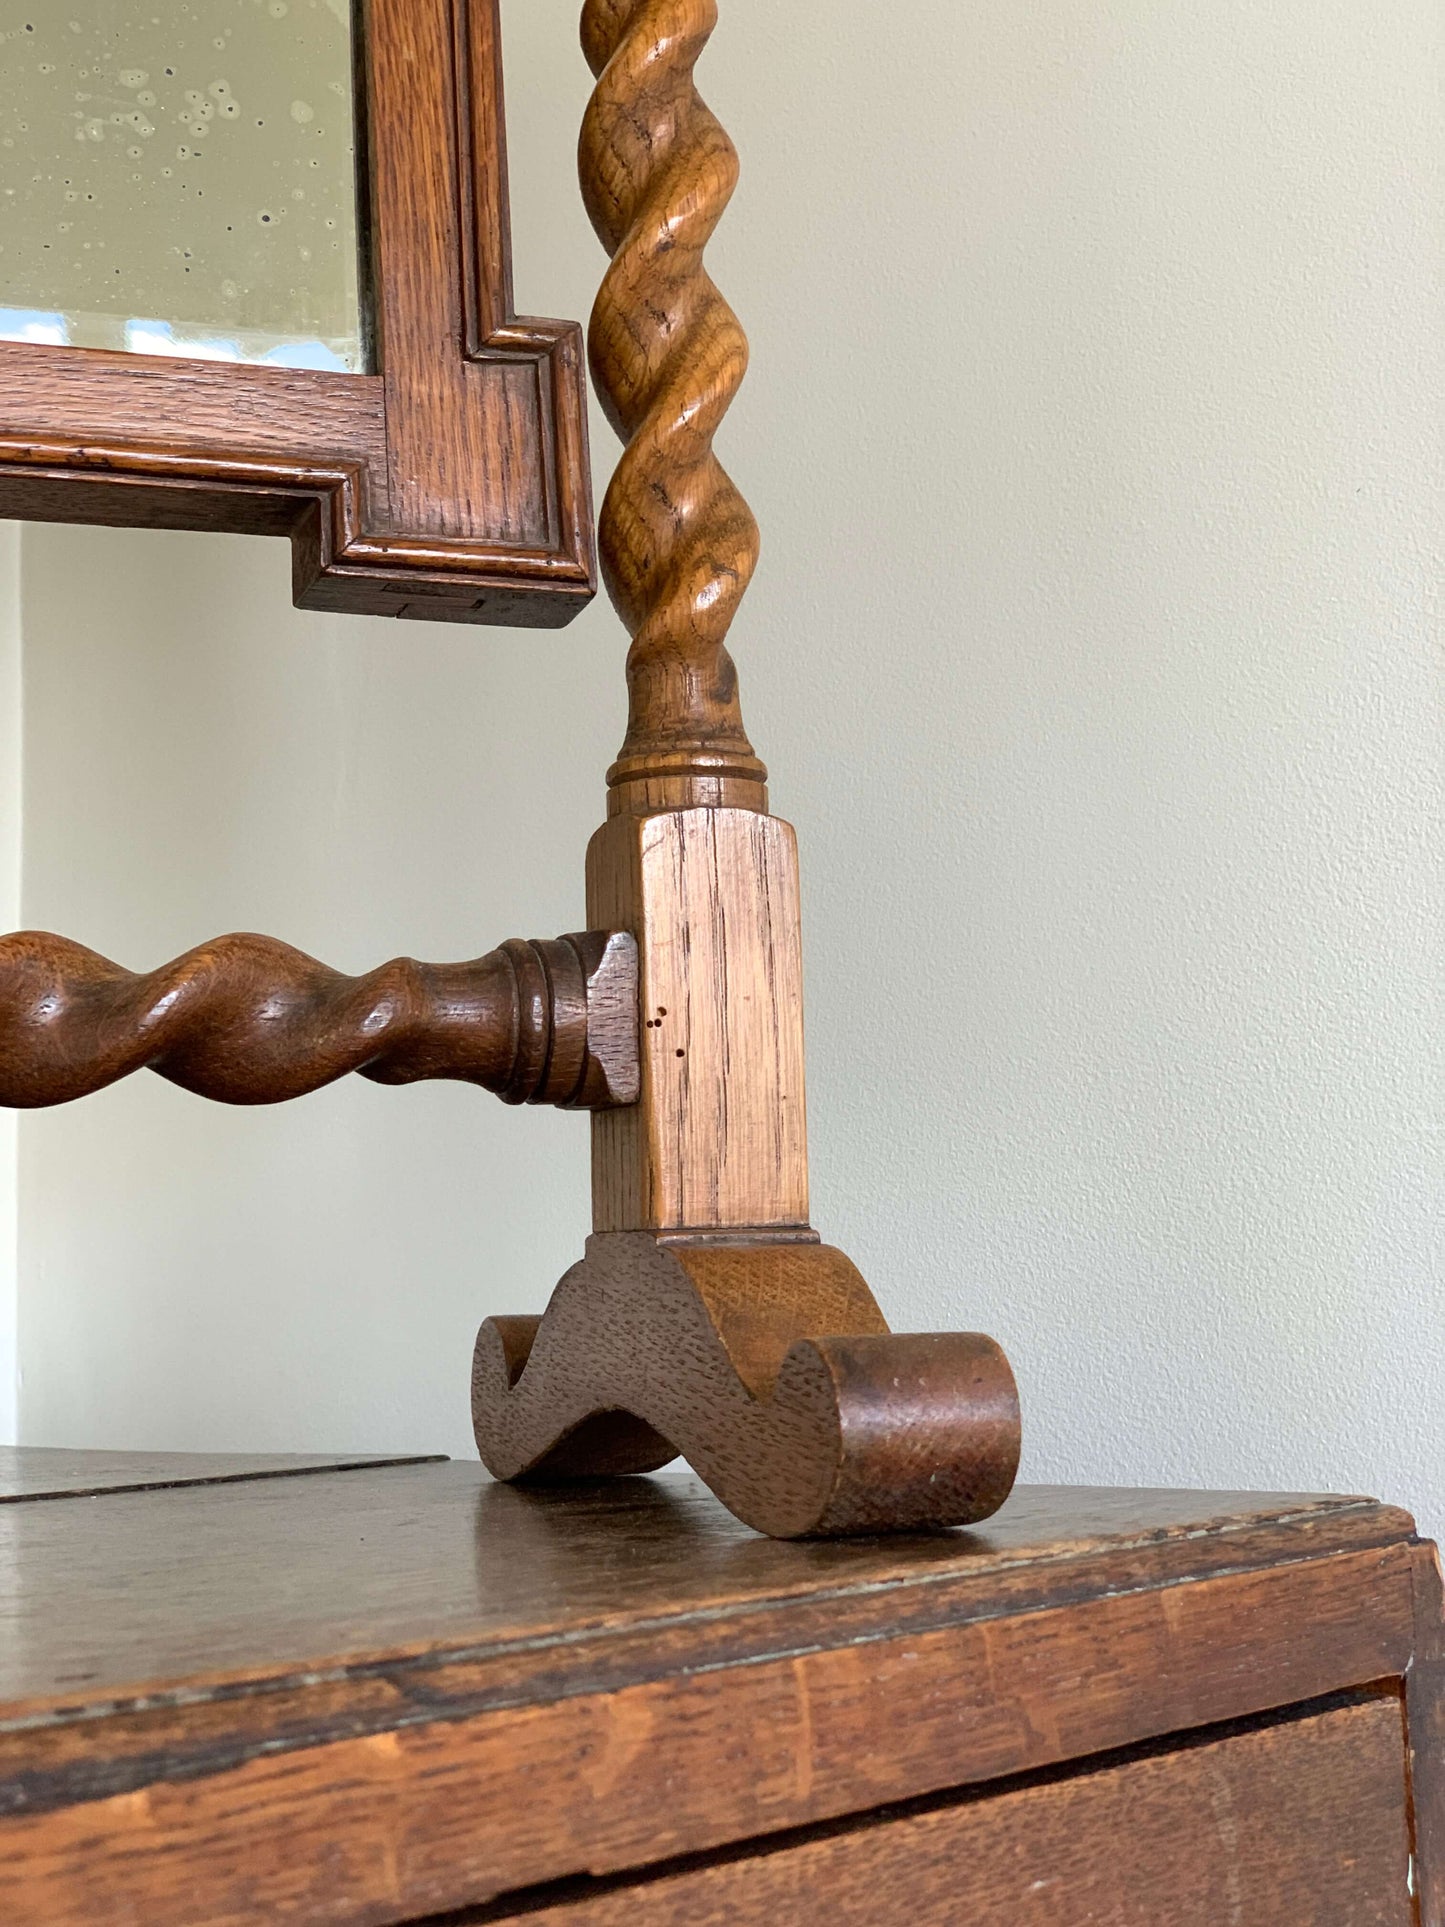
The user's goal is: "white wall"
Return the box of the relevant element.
[10,1,1442,1534]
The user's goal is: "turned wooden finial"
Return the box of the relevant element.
[580,0,769,816]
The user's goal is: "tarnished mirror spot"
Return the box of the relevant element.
[0,0,366,370]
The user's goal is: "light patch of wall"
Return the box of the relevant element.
[13,1,1444,1534]
[16,514,617,1457]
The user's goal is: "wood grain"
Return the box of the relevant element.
[492,803,1019,1539]
[511,1699,1414,1926]
[588,807,807,1231]
[0,346,386,467]
[369,0,535,545]
[0,0,596,627]
[0,1462,1423,1925]
[0,1470,1407,1714]
[580,0,768,815]
[1410,1540,1445,1927]
[472,1234,1020,1535]
[0,930,638,1111]
[0,1550,1416,1922]
[0,1448,441,1505]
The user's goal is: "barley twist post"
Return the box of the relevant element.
[580,0,768,815]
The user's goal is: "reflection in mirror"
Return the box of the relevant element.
[0,0,366,371]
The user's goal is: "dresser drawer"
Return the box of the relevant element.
[512,1697,1412,1927]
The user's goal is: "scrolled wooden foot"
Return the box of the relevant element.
[472,1234,1020,1539]
[0,928,638,1110]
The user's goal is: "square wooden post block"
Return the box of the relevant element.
[587,806,810,1234]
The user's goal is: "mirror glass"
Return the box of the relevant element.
[0,0,365,371]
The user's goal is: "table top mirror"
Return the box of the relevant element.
[0,5,1439,1917]
[0,0,595,625]
[0,0,1026,1545]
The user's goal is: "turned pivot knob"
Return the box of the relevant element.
[0,929,638,1111]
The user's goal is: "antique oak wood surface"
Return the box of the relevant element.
[0,0,595,626]
[472,1236,1019,1535]
[581,0,767,817]
[0,1454,1437,1924]
[489,1699,1414,1926]
[1413,1544,1445,1926]
[586,809,808,1232]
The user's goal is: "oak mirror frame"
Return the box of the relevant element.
[0,0,596,628]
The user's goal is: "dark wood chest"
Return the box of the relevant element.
[0,1451,1439,1924]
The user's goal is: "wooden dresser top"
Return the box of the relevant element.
[0,1451,1415,1719]
[0,1452,1433,1925]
